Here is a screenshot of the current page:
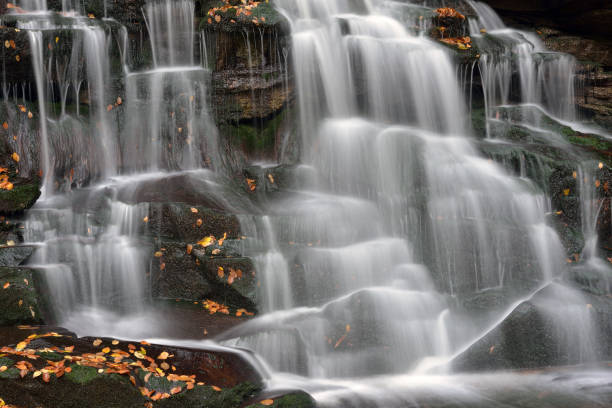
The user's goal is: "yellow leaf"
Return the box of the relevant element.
[93,339,103,347]
[217,267,224,278]
[33,370,42,378]
[260,399,274,406]
[102,347,110,354]
[161,362,170,370]
[11,152,19,162]
[198,236,215,248]
[563,189,570,196]
[267,174,275,184]
[599,162,604,169]
[134,351,145,359]
[157,351,169,360]
[154,251,163,258]
[112,340,119,345]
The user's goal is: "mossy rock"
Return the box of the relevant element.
[0,179,41,215]
[245,391,316,408]
[0,267,43,326]
[155,382,260,408]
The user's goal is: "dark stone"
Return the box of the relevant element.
[452,283,612,372]
[0,326,266,407]
[147,202,242,243]
[0,267,43,326]
[0,245,35,267]
[151,240,257,310]
[244,391,317,408]
[0,178,41,215]
[151,241,216,301]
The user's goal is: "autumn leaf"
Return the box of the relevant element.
[260,399,274,406]
[3,282,9,289]
[197,236,215,247]
[157,351,169,360]
[92,339,102,347]
[11,152,19,162]
[246,178,257,191]
[212,385,222,391]
[186,244,193,255]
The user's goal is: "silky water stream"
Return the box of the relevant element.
[5,0,612,406]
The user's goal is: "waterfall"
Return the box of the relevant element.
[20,0,221,331]
[469,1,577,124]
[217,0,572,384]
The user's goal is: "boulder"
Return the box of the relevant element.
[147,202,241,243]
[151,240,257,310]
[0,325,268,408]
[452,282,612,372]
[0,267,43,326]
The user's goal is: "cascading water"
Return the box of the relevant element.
[219,0,583,392]
[17,0,223,334]
[468,0,577,125]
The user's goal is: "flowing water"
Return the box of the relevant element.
[4,0,612,406]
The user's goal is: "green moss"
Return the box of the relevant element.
[0,358,19,380]
[224,109,287,155]
[37,351,65,362]
[245,392,316,408]
[0,182,41,215]
[65,365,100,384]
[0,267,42,326]
[155,382,260,408]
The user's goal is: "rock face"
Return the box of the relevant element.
[0,267,43,326]
[453,282,612,372]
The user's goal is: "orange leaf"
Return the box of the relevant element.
[260,399,274,406]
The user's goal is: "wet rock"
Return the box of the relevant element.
[0,267,43,326]
[151,240,257,310]
[453,283,612,372]
[0,244,35,266]
[244,391,316,408]
[147,202,241,243]
[0,326,265,407]
[0,178,41,215]
[151,241,216,301]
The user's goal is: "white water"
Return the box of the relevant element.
[19,0,222,327]
[217,2,587,394]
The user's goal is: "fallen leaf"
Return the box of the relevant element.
[93,339,103,347]
[11,152,19,162]
[260,399,274,406]
[212,385,222,391]
[3,282,9,289]
[198,236,215,248]
[157,351,169,360]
